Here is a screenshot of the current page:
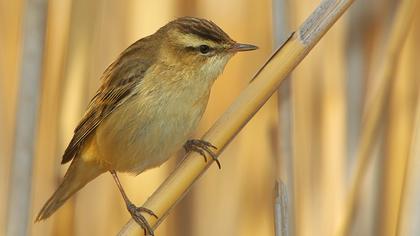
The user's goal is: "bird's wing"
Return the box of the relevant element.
[61,40,155,164]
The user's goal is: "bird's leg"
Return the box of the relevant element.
[183,139,221,169]
[110,170,158,236]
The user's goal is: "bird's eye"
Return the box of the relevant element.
[199,45,210,54]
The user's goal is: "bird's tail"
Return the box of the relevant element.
[35,157,104,221]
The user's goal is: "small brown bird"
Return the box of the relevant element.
[36,16,257,235]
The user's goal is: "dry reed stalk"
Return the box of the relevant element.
[31,1,73,235]
[274,180,289,236]
[336,0,420,234]
[378,25,418,236]
[396,76,420,236]
[272,0,294,234]
[0,1,23,234]
[319,11,347,235]
[118,0,355,234]
[6,0,47,235]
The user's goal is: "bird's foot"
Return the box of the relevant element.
[184,139,221,169]
[127,203,158,236]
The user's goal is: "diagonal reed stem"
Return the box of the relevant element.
[118,1,355,235]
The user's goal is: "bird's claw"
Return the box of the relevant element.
[184,139,221,169]
[127,203,158,236]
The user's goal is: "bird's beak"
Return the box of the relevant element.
[229,43,258,52]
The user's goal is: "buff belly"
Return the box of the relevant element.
[94,88,209,175]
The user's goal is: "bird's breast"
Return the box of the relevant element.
[95,75,212,174]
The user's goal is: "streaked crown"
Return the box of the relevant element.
[159,17,257,57]
[170,17,235,45]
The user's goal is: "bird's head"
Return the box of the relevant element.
[156,17,257,80]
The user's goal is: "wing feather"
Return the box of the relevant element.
[61,38,156,164]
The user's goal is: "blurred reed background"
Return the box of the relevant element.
[1,0,419,235]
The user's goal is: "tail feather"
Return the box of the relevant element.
[36,157,104,221]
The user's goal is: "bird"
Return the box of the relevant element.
[36,16,257,235]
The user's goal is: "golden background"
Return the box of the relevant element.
[1,0,419,235]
